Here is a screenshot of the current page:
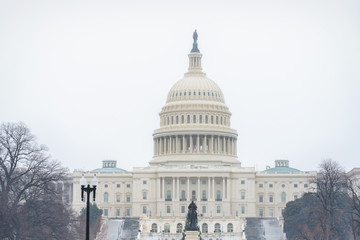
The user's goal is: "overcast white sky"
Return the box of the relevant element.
[1,0,359,172]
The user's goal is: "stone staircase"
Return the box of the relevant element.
[245,218,284,240]
[96,218,139,240]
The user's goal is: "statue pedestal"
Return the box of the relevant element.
[184,231,200,240]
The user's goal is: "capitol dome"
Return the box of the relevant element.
[166,73,225,104]
[150,31,239,167]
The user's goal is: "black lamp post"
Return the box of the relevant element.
[80,174,98,240]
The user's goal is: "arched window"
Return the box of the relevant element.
[104,192,109,202]
[211,116,213,124]
[164,223,170,233]
[227,223,233,232]
[181,190,186,200]
[214,223,221,233]
[177,223,183,233]
[193,115,196,123]
[216,190,221,200]
[220,117,223,125]
[151,223,157,233]
[199,115,202,123]
[167,190,171,200]
[205,115,208,124]
[202,223,208,233]
[192,190,196,200]
[176,116,179,124]
[216,116,218,124]
[187,115,190,123]
[182,115,184,124]
[281,192,286,202]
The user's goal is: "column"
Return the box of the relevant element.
[211,135,214,153]
[177,177,180,200]
[175,136,179,153]
[228,137,231,155]
[173,177,175,200]
[160,138,163,154]
[212,177,215,200]
[169,137,172,153]
[157,177,161,199]
[182,136,185,153]
[227,177,230,201]
[190,135,193,153]
[223,137,225,154]
[187,177,190,200]
[162,177,165,200]
[222,177,225,200]
[234,138,237,155]
[196,135,200,153]
[197,177,200,200]
[207,177,210,200]
[159,138,161,155]
[204,135,207,153]
[217,136,220,154]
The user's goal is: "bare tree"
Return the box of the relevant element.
[311,159,350,240]
[346,171,360,240]
[0,122,70,240]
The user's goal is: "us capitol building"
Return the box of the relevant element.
[72,31,317,239]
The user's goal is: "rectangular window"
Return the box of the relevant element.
[294,195,298,200]
[167,206,171,213]
[192,180,196,184]
[241,180,245,184]
[217,206,221,213]
[181,180,186,184]
[259,183,263,188]
[126,184,130,188]
[216,180,221,184]
[202,206,206,213]
[193,115,196,123]
[143,192,147,200]
[259,195,263,202]
[143,206,147,214]
[143,180,147,184]
[304,183,308,188]
[116,208,120,216]
[241,192,245,200]
[269,208,273,217]
[269,184,273,188]
[181,206,185,213]
[205,115,208,123]
[167,180,171,184]
[202,180,207,184]
[117,184,121,188]
[104,209,108,216]
[241,206,245,214]
[294,184,298,188]
[199,115,202,123]
[259,208,263,217]
[116,194,121,202]
[126,209,130,216]
[126,194,131,202]
[269,195,273,203]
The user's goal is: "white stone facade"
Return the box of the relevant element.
[72,35,317,239]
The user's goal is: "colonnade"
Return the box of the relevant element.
[157,176,230,202]
[153,135,237,156]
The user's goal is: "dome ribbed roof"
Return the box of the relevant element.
[166,74,225,103]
